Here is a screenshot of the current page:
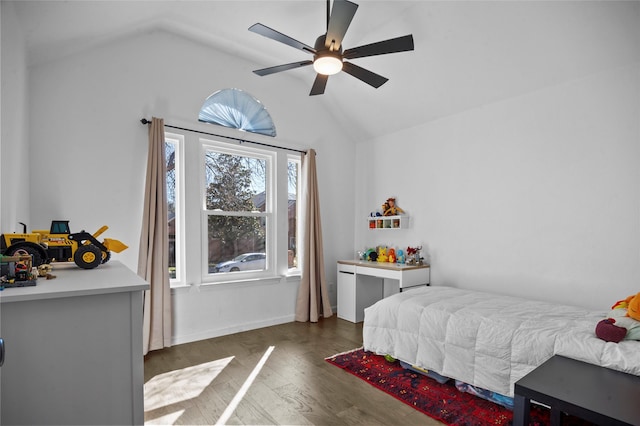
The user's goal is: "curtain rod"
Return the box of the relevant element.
[140,118,307,154]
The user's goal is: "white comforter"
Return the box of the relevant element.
[363,286,640,397]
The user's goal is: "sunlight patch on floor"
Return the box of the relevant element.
[144,356,234,412]
[144,409,185,425]
[215,345,275,425]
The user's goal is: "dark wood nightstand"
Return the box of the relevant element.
[514,355,640,426]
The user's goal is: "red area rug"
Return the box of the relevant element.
[326,348,594,426]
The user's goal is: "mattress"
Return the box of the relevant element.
[362,286,640,397]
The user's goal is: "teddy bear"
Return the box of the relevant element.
[595,292,640,343]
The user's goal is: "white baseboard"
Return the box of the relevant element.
[171,314,296,346]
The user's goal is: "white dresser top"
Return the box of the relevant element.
[0,260,149,303]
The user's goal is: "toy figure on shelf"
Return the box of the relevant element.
[0,252,37,287]
[364,248,376,261]
[406,246,423,265]
[383,197,405,216]
[397,249,405,264]
[377,247,388,263]
[381,201,390,216]
[388,248,396,263]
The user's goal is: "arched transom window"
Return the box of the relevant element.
[198,88,276,137]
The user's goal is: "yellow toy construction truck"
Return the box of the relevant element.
[0,221,128,269]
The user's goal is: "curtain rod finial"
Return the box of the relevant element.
[140,118,150,125]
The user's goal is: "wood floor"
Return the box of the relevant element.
[144,315,444,425]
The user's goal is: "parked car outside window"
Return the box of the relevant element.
[211,253,266,273]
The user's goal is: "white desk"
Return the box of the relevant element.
[337,260,430,323]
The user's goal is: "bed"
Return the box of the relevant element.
[362,286,640,399]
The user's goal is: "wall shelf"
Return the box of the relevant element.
[367,215,408,230]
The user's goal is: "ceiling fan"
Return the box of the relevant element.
[249,0,414,96]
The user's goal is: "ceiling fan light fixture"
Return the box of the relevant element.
[249,0,415,95]
[313,53,343,75]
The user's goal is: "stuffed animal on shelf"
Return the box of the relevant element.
[383,197,405,216]
[364,248,377,262]
[595,292,640,343]
[381,201,390,216]
[377,247,388,263]
[388,248,396,263]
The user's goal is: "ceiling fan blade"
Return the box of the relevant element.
[249,23,316,54]
[253,60,313,76]
[342,61,388,88]
[343,35,414,60]
[310,74,329,96]
[325,0,358,50]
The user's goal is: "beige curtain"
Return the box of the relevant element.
[295,149,333,322]
[138,117,172,355]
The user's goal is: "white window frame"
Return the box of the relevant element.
[287,154,302,276]
[200,139,276,282]
[166,130,301,288]
[165,132,185,286]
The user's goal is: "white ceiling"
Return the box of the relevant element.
[9,0,640,142]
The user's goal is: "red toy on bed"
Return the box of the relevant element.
[595,292,640,343]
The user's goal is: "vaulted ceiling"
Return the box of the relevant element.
[9,1,640,142]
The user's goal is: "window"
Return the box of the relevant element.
[166,131,300,287]
[165,133,184,284]
[287,156,300,269]
[199,88,276,137]
[202,142,272,278]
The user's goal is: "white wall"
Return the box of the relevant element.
[12,0,639,344]
[24,29,355,344]
[356,61,640,310]
[0,1,30,231]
